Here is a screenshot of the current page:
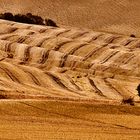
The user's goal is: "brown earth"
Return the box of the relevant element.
[0,19,140,101]
[0,19,139,139]
[1,0,140,36]
[0,1,140,139]
[0,100,140,140]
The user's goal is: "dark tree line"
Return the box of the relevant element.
[0,12,58,27]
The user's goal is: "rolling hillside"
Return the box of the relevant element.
[0,19,139,103]
[0,0,140,36]
[0,5,140,138]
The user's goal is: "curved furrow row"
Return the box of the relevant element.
[73,44,97,57]
[0,24,139,56]
[18,64,95,98]
[12,28,38,35]
[89,77,122,99]
[0,61,36,84]
[59,28,87,38]
[111,52,135,65]
[88,78,106,97]
[58,42,88,67]
[0,58,127,100]
[1,20,140,49]
[0,76,65,99]
[98,50,119,64]
[92,34,117,44]
[128,40,140,49]
[75,32,102,43]
[45,28,71,37]
[39,37,72,51]
[0,62,85,99]
[119,38,136,46]
[0,66,20,83]
[0,20,139,101]
[105,78,135,99]
[45,72,87,97]
[103,78,123,98]
[0,24,17,35]
[0,36,139,79]
[1,21,137,47]
[83,45,108,61]
[90,63,139,78]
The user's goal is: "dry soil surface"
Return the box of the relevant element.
[0,18,140,139]
[1,0,140,36]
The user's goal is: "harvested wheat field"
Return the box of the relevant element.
[1,0,140,36]
[0,1,140,139]
[0,19,139,139]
